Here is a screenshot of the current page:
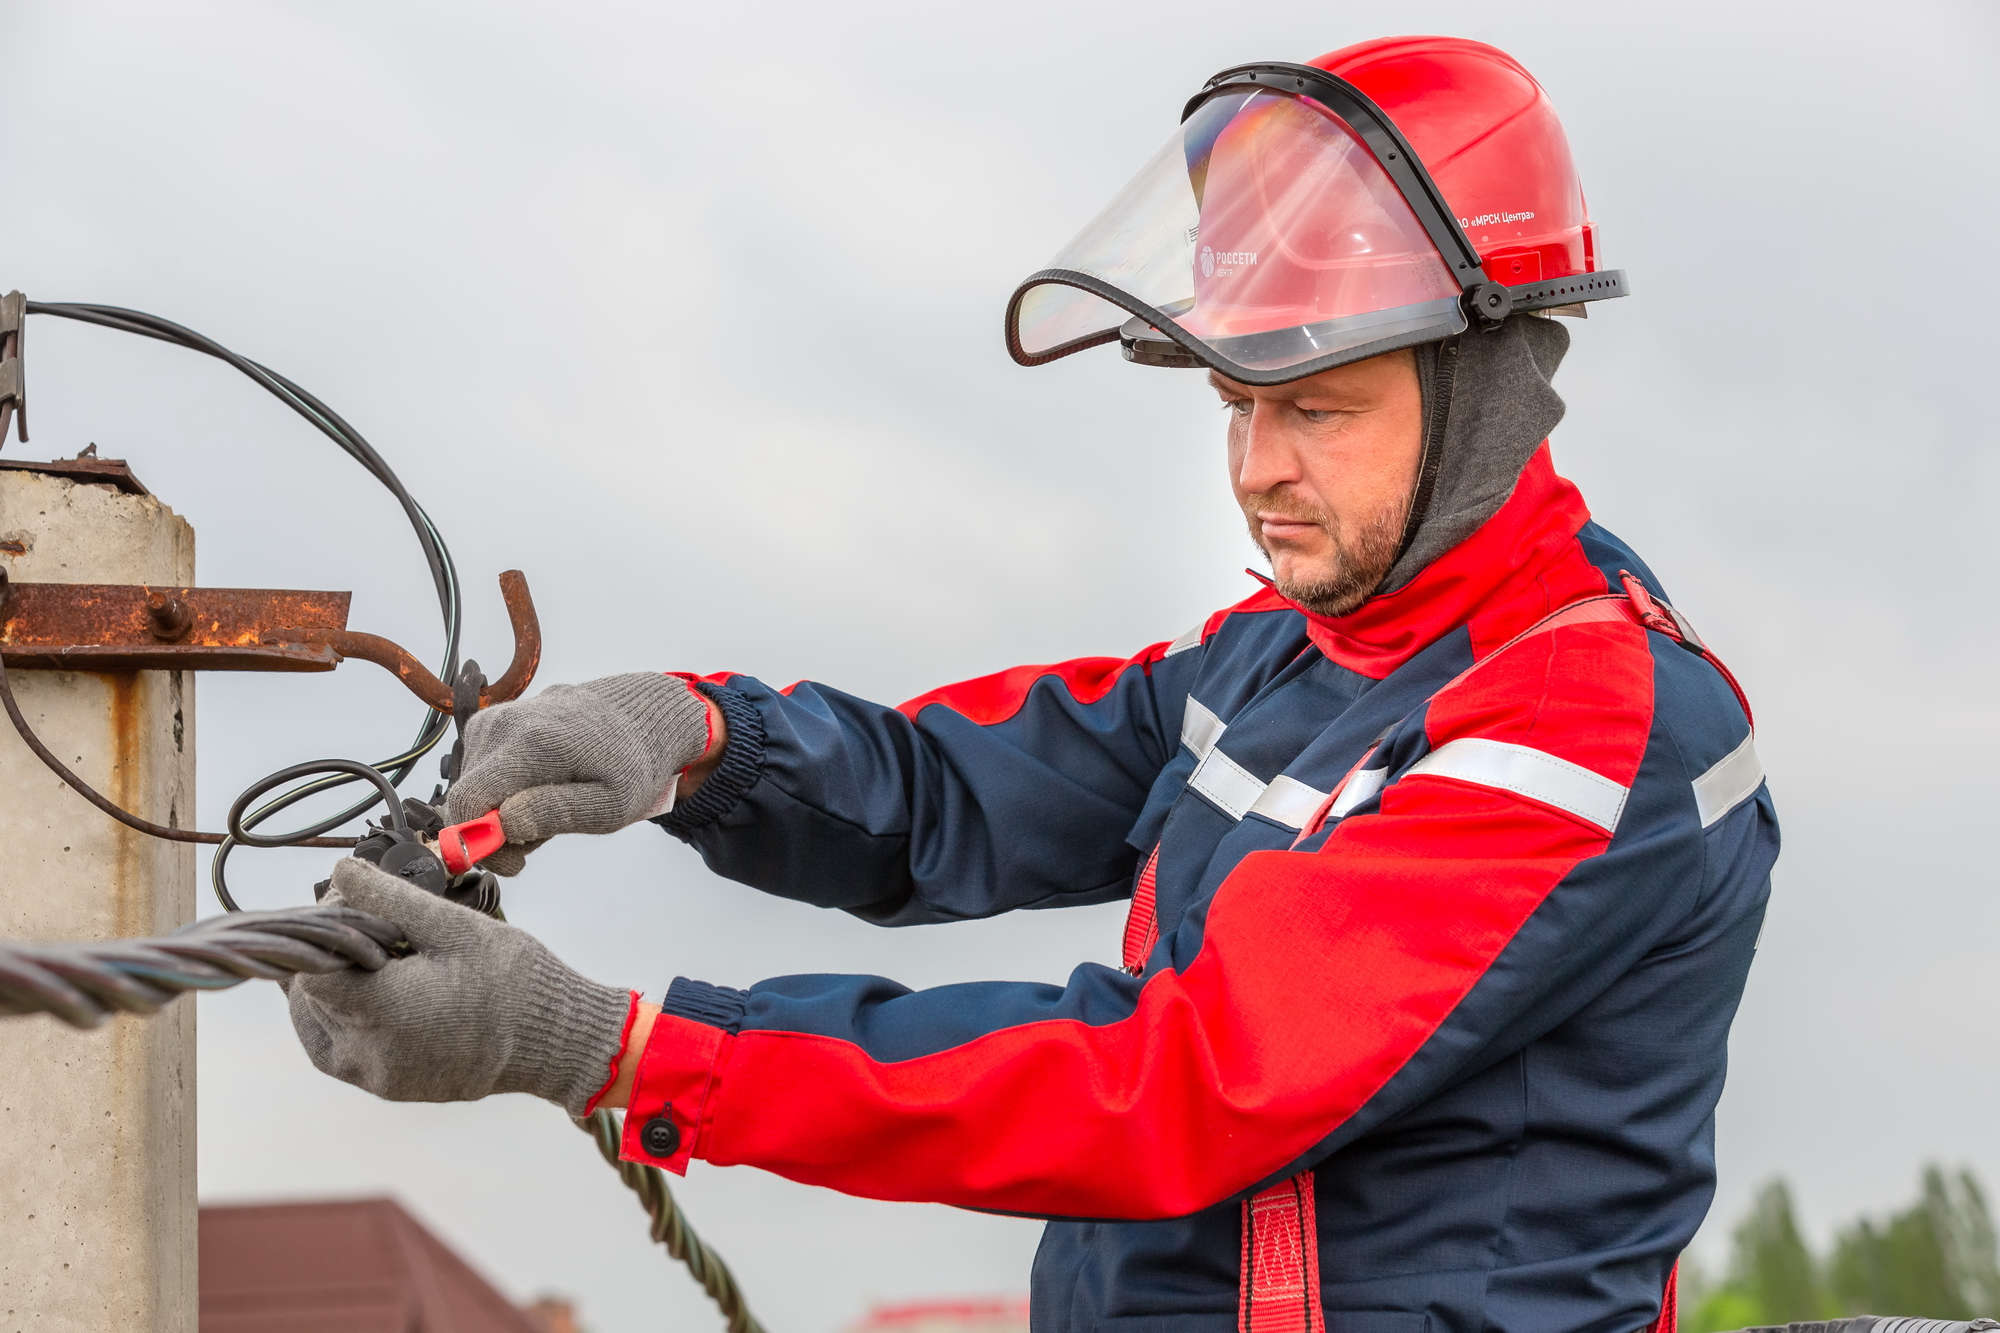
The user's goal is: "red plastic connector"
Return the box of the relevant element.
[437,811,506,876]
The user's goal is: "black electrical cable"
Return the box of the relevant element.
[204,759,423,912]
[227,758,408,849]
[13,302,464,909]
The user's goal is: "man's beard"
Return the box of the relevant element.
[1243,488,1409,618]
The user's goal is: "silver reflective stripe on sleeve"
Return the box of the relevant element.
[1164,622,1205,657]
[1407,737,1630,832]
[1329,767,1388,819]
[1692,731,1762,828]
[1188,748,1267,821]
[1247,775,1331,830]
[1180,697,1226,759]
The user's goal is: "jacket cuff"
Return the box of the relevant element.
[655,683,766,837]
[619,1011,730,1175]
[581,990,643,1117]
[660,977,750,1031]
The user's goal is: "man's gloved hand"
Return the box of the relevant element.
[445,672,711,875]
[287,858,634,1115]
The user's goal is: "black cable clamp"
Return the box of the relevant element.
[442,658,487,789]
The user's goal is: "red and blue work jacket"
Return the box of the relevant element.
[622,446,1778,1333]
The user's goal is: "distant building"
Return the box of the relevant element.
[521,1296,582,1333]
[203,1197,1025,1333]
[199,1197,564,1332]
[848,1297,1032,1333]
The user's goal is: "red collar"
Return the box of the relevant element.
[1293,446,1599,679]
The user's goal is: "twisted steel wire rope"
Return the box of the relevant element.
[579,1109,768,1333]
[2,924,776,1331]
[0,906,405,1028]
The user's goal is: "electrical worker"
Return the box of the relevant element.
[289,36,1777,1333]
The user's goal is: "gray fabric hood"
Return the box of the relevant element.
[1378,314,1572,594]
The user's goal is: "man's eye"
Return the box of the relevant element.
[1226,399,1253,416]
[1301,409,1337,423]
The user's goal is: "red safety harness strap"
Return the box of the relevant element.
[1650,1262,1680,1333]
[1617,571,1753,729]
[1121,845,1162,975]
[1239,1171,1326,1333]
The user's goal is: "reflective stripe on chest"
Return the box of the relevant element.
[1180,699,1331,830]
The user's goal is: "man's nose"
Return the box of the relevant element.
[1235,405,1303,495]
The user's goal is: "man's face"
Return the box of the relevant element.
[1213,348,1425,617]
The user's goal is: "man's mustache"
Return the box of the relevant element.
[1241,489,1331,531]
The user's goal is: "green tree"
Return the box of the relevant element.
[1683,1165,2000,1331]
[1830,1166,2000,1319]
[1681,1252,1763,1333]
[1684,1178,1833,1332]
[1937,1169,2000,1316]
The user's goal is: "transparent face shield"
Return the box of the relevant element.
[1005,88,1470,384]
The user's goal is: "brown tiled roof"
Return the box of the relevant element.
[199,1198,545,1333]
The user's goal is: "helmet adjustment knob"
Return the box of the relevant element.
[1467,281,1513,325]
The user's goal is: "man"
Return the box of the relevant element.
[290,37,1776,1333]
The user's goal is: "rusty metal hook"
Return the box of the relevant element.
[290,570,541,714]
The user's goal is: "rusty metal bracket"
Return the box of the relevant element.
[0,570,540,713]
[0,451,151,495]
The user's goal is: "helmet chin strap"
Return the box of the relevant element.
[1388,335,1461,574]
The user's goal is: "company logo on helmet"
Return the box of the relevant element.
[1458,211,1536,228]
[1201,246,1257,279]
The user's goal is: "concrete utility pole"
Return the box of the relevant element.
[0,465,197,1333]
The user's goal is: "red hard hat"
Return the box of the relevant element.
[1005,36,1625,385]
[1314,37,1597,291]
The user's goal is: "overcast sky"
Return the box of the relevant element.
[5,1,1999,1329]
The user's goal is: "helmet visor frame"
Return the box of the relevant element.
[1003,62,1628,386]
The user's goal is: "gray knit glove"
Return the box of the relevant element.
[445,672,711,875]
[287,858,633,1115]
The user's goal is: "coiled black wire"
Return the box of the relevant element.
[21,302,461,909]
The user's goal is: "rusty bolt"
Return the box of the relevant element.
[145,590,193,642]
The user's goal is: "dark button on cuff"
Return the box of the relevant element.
[641,1114,681,1158]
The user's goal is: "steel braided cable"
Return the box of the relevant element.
[0,906,405,1029]
[578,1109,768,1333]
[2,921,772,1332]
